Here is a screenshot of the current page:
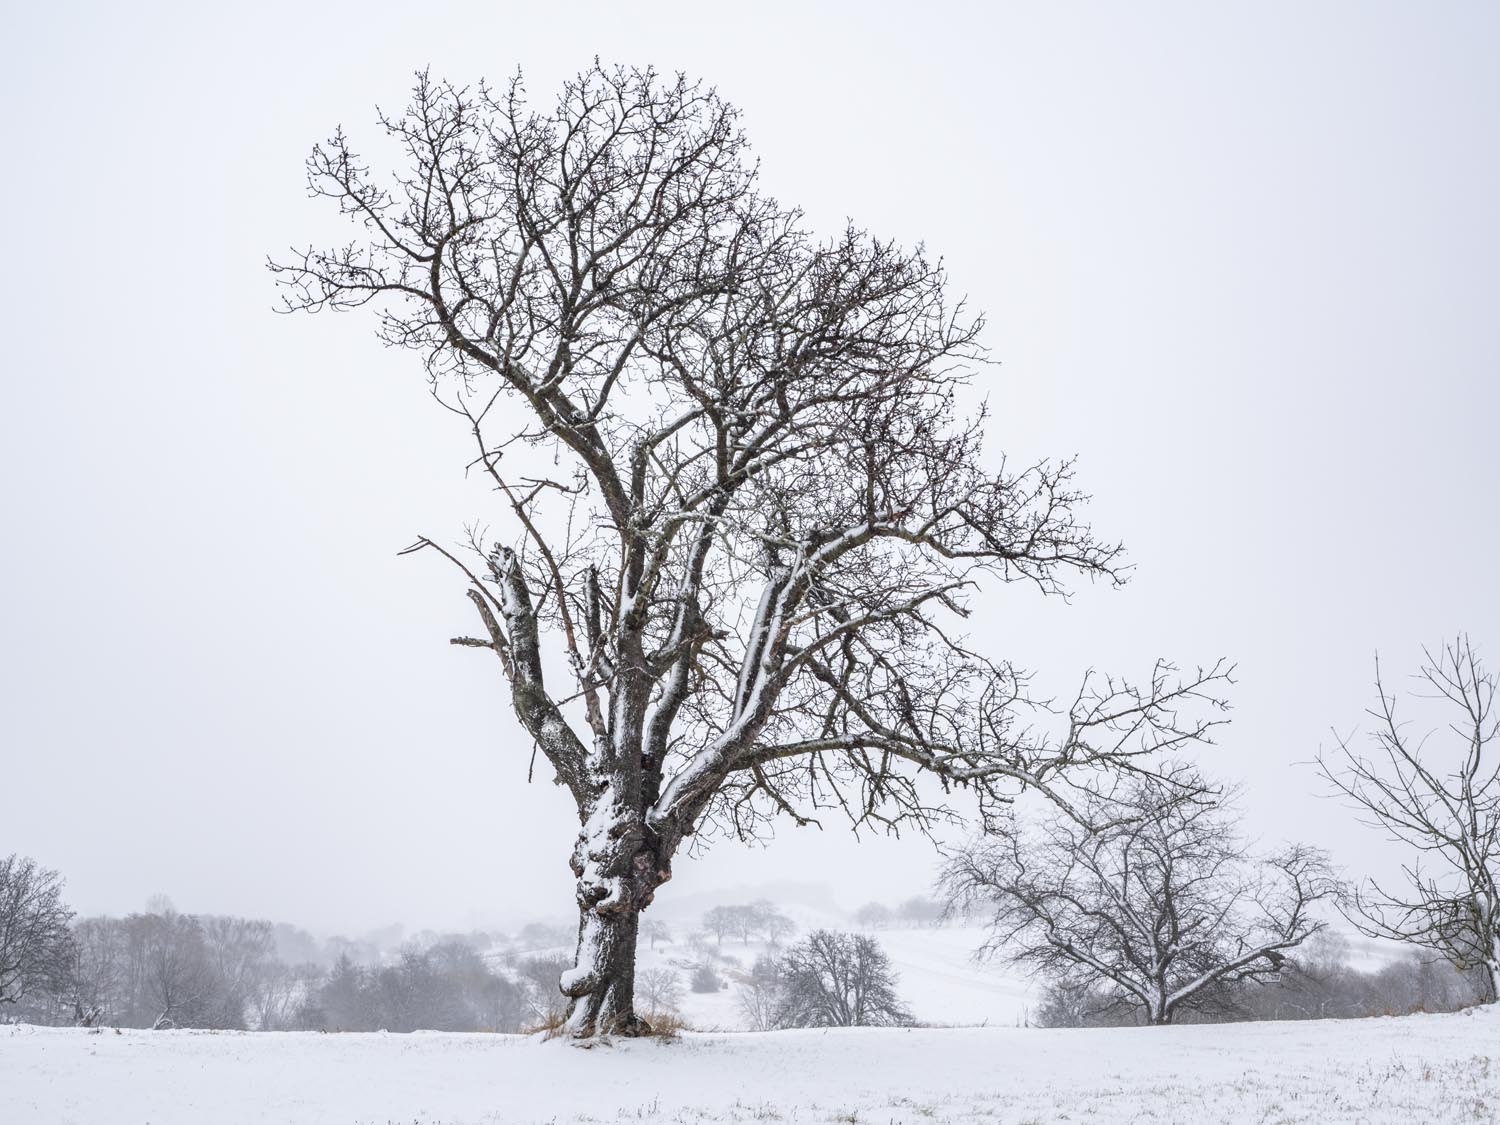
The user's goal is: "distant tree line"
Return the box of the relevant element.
[852,897,947,931]
[0,860,602,1034]
[4,897,316,1030]
[700,902,795,947]
[305,945,526,1032]
[1032,932,1485,1027]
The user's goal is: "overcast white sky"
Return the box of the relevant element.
[3,1,1497,935]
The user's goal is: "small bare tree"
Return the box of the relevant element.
[200,915,277,1029]
[272,63,1230,1038]
[753,901,795,946]
[737,954,783,1031]
[517,952,573,1027]
[127,912,217,1030]
[701,906,737,948]
[67,917,126,1026]
[898,895,945,929]
[0,855,75,1008]
[640,918,672,950]
[635,966,684,1016]
[1317,637,1500,1001]
[729,905,761,945]
[247,959,314,1032]
[769,930,912,1027]
[942,770,1338,1025]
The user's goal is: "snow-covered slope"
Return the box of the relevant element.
[9,1008,1497,1124]
[861,926,1031,1026]
[641,924,1031,1030]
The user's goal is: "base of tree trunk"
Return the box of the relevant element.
[1479,959,1499,1005]
[561,907,649,1039]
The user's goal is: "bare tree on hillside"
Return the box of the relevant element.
[702,906,737,948]
[640,918,672,950]
[1317,637,1500,1001]
[942,769,1338,1025]
[1033,938,1482,1026]
[200,916,277,1028]
[730,905,761,944]
[127,912,217,1030]
[273,63,1230,1037]
[898,896,945,928]
[737,954,783,1030]
[771,930,912,1027]
[636,966,684,1016]
[67,917,127,1026]
[248,959,319,1031]
[517,952,573,1026]
[754,901,795,946]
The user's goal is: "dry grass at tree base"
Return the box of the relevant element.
[529,1008,689,1042]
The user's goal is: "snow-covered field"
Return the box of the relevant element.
[8,1008,1497,1124]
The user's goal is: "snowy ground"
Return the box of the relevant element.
[8,1008,1498,1124]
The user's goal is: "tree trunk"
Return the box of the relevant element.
[1479,946,1500,1004]
[558,780,673,1039]
[561,906,648,1038]
[1147,985,1172,1025]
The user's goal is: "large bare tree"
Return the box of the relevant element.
[941,769,1337,1025]
[272,65,1230,1038]
[1317,637,1500,1001]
